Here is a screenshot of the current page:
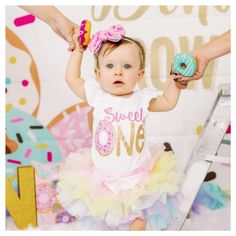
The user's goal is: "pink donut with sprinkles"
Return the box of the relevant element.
[94,120,115,156]
[36,183,57,213]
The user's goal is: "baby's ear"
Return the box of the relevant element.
[94,68,100,81]
[138,69,145,80]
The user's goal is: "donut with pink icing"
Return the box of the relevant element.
[78,19,91,47]
[95,120,115,156]
[48,103,93,158]
[36,183,57,213]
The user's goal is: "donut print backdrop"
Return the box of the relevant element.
[5,5,230,229]
[6,12,93,228]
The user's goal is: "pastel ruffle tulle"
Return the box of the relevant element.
[57,149,183,229]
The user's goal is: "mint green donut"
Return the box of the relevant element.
[172,53,197,77]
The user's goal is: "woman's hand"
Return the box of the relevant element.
[179,50,210,82]
[50,17,79,51]
[178,30,230,82]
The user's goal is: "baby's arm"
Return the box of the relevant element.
[65,30,87,101]
[148,79,184,112]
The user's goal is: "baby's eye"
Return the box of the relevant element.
[106,63,114,69]
[123,64,132,69]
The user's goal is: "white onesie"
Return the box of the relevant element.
[84,80,158,177]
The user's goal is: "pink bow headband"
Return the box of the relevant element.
[89,25,125,53]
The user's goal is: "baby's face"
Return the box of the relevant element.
[95,43,144,97]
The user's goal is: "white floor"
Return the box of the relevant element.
[5,203,230,231]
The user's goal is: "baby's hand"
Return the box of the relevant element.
[72,29,86,53]
[175,80,188,89]
[171,73,189,89]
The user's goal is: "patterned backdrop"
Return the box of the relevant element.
[5,5,230,229]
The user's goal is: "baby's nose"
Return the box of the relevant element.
[114,66,123,76]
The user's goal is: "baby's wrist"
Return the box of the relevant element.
[173,80,187,89]
[174,82,181,89]
[72,48,83,56]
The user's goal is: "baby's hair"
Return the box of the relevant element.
[94,37,145,69]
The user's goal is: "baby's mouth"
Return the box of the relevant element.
[113,80,124,84]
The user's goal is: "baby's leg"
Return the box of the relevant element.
[129,218,146,231]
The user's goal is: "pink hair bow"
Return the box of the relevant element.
[89,25,125,53]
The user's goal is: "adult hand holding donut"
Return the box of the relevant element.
[78,20,91,49]
[170,53,196,89]
[181,53,209,82]
[176,50,210,83]
[71,20,91,53]
[178,30,230,82]
[72,29,84,53]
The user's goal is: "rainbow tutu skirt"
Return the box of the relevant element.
[57,146,183,230]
